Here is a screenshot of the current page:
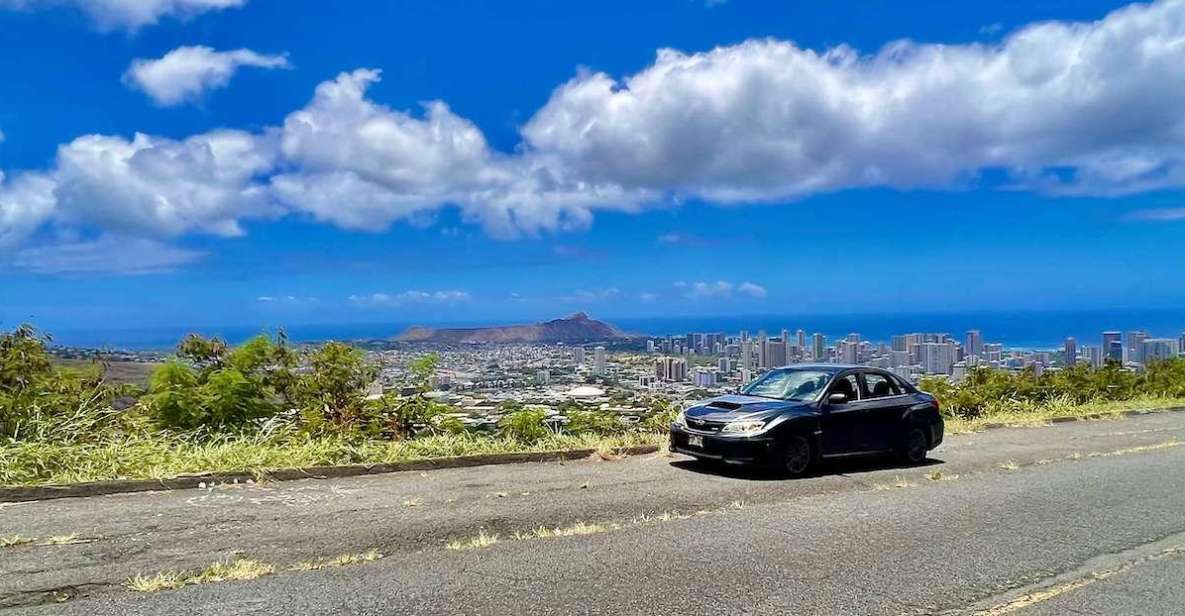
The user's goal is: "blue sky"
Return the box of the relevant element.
[1,0,1184,333]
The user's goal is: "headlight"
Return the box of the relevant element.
[720,420,768,435]
[672,409,687,428]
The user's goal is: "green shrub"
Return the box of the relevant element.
[565,409,628,436]
[499,408,550,443]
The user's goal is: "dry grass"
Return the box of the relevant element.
[513,521,613,541]
[40,534,89,546]
[925,470,959,481]
[290,549,382,571]
[999,460,1021,471]
[0,535,34,548]
[125,558,275,593]
[446,530,499,551]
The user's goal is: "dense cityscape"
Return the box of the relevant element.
[342,325,1185,420]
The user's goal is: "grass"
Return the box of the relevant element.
[0,535,33,548]
[290,549,382,571]
[125,558,275,593]
[446,530,499,551]
[0,431,665,487]
[513,521,613,541]
[943,396,1185,435]
[127,550,386,593]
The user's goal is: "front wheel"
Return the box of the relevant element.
[901,426,929,465]
[781,434,814,477]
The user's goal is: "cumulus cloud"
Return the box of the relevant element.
[124,46,289,106]
[12,235,205,274]
[737,282,767,298]
[8,0,1185,256]
[272,69,642,237]
[1,0,245,31]
[0,171,56,248]
[52,129,279,237]
[349,290,472,306]
[523,0,1185,199]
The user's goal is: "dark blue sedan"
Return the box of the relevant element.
[670,365,944,475]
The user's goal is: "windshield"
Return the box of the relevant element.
[741,370,832,401]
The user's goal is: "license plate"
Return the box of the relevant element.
[688,435,703,448]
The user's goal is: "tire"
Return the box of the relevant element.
[901,426,929,465]
[781,434,814,477]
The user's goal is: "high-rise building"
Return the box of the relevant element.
[812,333,826,362]
[917,342,957,375]
[573,347,585,365]
[1127,330,1149,364]
[1081,345,1103,368]
[1142,339,1180,363]
[965,330,985,358]
[796,329,806,349]
[1063,337,1078,366]
[692,368,716,388]
[593,346,607,375]
[718,357,730,373]
[1180,333,1185,357]
[740,340,753,371]
[655,356,688,382]
[840,341,859,364]
[1103,331,1122,362]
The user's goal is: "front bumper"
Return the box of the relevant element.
[669,424,777,465]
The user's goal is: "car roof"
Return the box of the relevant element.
[770,364,899,374]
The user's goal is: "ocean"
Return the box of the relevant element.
[44,308,1185,352]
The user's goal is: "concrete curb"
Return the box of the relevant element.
[0,444,661,504]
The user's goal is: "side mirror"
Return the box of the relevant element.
[827,392,848,405]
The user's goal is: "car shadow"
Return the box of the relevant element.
[669,455,945,481]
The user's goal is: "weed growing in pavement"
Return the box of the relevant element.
[446,530,499,551]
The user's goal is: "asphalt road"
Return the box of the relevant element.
[3,412,1185,615]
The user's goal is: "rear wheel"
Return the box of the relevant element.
[782,434,813,477]
[901,426,929,465]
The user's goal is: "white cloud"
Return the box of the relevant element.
[349,290,472,307]
[523,0,1185,199]
[8,1,1185,254]
[1,0,245,31]
[12,235,205,274]
[0,171,56,248]
[1127,207,1185,221]
[273,69,648,237]
[737,282,767,298]
[52,129,278,237]
[676,280,767,300]
[563,287,620,302]
[124,46,289,106]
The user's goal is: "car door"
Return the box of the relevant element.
[820,372,867,456]
[856,371,909,452]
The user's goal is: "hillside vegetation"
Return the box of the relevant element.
[1,325,1183,486]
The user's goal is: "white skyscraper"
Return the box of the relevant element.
[593,346,607,375]
[1064,337,1078,365]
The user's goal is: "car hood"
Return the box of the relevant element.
[685,394,813,422]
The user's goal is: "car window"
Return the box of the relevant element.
[741,370,831,401]
[828,374,860,402]
[862,372,901,399]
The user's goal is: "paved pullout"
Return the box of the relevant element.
[2,412,1185,614]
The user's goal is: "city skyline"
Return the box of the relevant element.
[3,0,1185,330]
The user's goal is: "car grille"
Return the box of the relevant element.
[685,418,723,433]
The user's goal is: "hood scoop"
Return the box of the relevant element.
[707,401,743,411]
